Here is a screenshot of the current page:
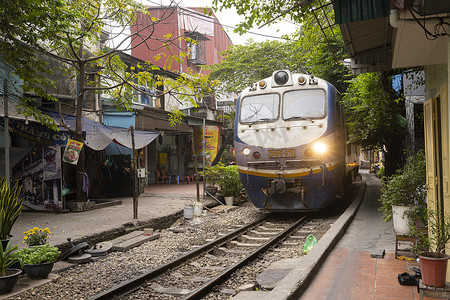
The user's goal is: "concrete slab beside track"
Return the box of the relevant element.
[232,178,367,300]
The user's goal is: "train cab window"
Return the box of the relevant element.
[240,94,279,123]
[282,89,326,120]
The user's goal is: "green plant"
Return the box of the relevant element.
[16,244,60,265]
[0,240,22,276]
[376,165,385,178]
[378,150,426,222]
[414,208,450,258]
[0,178,23,240]
[217,165,243,197]
[200,162,224,187]
[23,227,52,246]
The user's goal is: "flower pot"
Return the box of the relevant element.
[224,196,234,206]
[0,269,21,294]
[24,261,54,279]
[392,205,413,235]
[419,252,449,287]
[205,187,218,196]
[0,237,12,251]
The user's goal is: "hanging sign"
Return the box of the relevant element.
[63,139,83,165]
[193,125,221,165]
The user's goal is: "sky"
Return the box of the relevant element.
[144,0,300,45]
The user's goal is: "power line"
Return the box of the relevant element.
[145,0,298,42]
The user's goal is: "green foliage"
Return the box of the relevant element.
[414,209,450,258]
[200,162,225,187]
[378,151,426,222]
[0,178,23,240]
[217,165,243,197]
[0,240,23,276]
[342,72,405,149]
[210,1,351,93]
[376,165,385,178]
[220,148,234,166]
[16,244,60,265]
[0,0,211,135]
[207,40,305,94]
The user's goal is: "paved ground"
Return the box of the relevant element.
[300,171,431,300]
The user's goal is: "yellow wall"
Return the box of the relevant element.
[424,79,450,279]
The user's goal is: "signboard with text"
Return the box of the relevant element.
[193,125,221,165]
[63,139,83,165]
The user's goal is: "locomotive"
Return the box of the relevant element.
[234,70,359,211]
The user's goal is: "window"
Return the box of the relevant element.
[133,86,156,107]
[187,34,207,65]
[282,89,326,120]
[240,94,279,123]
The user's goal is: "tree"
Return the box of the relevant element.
[0,0,211,201]
[209,1,351,93]
[342,72,406,175]
[207,40,305,94]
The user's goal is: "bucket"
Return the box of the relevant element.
[225,196,234,206]
[194,203,203,216]
[184,204,194,219]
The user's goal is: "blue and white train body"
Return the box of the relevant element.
[234,70,359,211]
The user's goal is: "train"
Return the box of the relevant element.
[234,70,359,211]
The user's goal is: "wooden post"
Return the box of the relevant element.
[130,125,138,219]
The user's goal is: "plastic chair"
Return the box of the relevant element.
[155,169,168,184]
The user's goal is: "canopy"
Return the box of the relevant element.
[43,110,160,150]
[0,102,159,150]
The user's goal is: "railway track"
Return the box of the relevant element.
[90,215,312,300]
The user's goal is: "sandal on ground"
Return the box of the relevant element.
[398,272,419,286]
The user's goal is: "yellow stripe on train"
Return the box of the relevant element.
[237,162,341,178]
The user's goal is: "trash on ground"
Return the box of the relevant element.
[303,234,317,254]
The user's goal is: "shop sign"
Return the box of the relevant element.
[8,119,72,146]
[63,139,83,165]
[193,125,221,165]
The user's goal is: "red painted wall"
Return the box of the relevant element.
[131,7,233,75]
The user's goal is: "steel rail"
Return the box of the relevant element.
[184,216,307,299]
[89,215,268,300]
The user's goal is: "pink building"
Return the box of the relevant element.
[131,6,233,76]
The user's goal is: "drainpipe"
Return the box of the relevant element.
[390,8,450,29]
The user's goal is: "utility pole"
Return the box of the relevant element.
[3,79,9,184]
[130,125,138,219]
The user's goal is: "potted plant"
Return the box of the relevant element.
[16,244,60,279]
[217,165,243,206]
[0,177,23,249]
[22,227,52,247]
[379,151,427,235]
[201,163,224,196]
[0,239,23,294]
[414,208,450,287]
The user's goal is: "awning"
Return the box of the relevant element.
[0,102,159,150]
[43,110,160,150]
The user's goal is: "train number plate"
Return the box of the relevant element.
[268,149,296,158]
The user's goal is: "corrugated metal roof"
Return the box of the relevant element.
[335,0,390,24]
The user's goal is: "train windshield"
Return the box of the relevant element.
[240,94,279,123]
[283,89,326,120]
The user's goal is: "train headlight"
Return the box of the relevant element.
[304,148,313,157]
[274,71,289,85]
[313,142,327,154]
[298,76,306,85]
[253,152,260,159]
[243,148,251,156]
[259,80,267,89]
